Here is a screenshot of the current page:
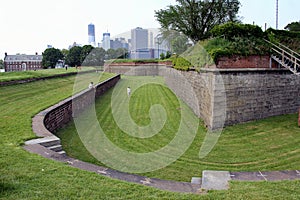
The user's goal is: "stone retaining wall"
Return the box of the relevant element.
[219,70,300,126]
[106,64,299,129]
[43,75,120,133]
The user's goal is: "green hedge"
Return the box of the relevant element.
[203,37,271,63]
[210,22,265,40]
[266,28,300,53]
[172,56,192,71]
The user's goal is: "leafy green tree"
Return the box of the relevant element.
[61,49,69,59]
[285,21,300,32]
[159,30,189,54]
[106,49,117,60]
[80,45,94,64]
[66,46,82,67]
[166,51,172,59]
[115,48,128,59]
[155,0,241,43]
[42,48,64,68]
[0,59,4,69]
[81,48,106,66]
[160,53,166,60]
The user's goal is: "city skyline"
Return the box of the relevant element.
[1,0,299,58]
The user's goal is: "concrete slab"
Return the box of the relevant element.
[25,136,59,145]
[191,177,201,185]
[201,170,231,190]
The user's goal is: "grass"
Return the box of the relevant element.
[0,73,300,199]
[59,76,300,182]
[0,67,94,82]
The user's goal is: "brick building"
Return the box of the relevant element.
[4,53,43,72]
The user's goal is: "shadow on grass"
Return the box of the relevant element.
[0,182,16,196]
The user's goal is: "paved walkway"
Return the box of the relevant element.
[23,143,201,194]
[24,142,300,193]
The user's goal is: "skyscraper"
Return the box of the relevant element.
[131,27,149,59]
[102,32,111,51]
[131,27,148,51]
[88,23,96,46]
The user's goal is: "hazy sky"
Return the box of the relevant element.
[0,0,299,57]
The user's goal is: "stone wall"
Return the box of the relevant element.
[106,64,164,76]
[219,70,300,126]
[159,68,215,128]
[43,75,120,133]
[105,64,300,129]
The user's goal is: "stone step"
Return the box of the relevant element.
[40,138,61,148]
[48,144,63,152]
[25,136,60,147]
[57,151,66,156]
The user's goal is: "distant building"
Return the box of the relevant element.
[88,23,96,46]
[110,38,129,50]
[131,27,150,59]
[102,32,111,51]
[4,53,43,72]
[68,42,82,49]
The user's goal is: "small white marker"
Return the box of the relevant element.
[67,161,73,165]
[97,169,108,175]
[140,178,151,185]
[258,171,268,181]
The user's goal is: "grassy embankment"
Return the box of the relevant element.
[1,72,300,199]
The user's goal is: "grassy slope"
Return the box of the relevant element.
[60,76,300,182]
[0,74,300,199]
[0,67,94,82]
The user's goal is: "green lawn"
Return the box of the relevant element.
[0,67,95,82]
[1,74,300,199]
[59,76,300,181]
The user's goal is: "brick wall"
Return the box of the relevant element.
[43,75,120,133]
[216,55,273,69]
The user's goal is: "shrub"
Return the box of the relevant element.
[210,22,265,40]
[173,56,192,71]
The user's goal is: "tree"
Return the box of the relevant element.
[61,49,69,59]
[81,48,106,66]
[159,30,189,54]
[66,46,82,67]
[155,0,241,43]
[42,48,64,69]
[80,45,94,64]
[285,21,300,32]
[0,59,4,69]
[166,51,172,59]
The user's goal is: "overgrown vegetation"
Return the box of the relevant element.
[266,28,300,53]
[171,23,273,71]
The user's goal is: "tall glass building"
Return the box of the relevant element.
[131,27,150,59]
[88,23,96,46]
[102,32,111,51]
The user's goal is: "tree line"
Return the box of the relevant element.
[42,45,128,68]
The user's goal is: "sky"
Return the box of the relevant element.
[0,0,299,58]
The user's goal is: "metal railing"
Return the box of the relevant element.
[265,39,300,75]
